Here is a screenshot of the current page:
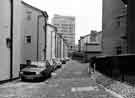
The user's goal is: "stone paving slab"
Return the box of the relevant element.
[0,77,118,98]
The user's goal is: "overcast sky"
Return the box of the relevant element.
[23,0,102,44]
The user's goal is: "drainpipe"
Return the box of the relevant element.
[42,11,48,60]
[10,0,13,80]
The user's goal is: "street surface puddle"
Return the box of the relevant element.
[71,86,99,92]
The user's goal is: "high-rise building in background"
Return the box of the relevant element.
[52,14,75,53]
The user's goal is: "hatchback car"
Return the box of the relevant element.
[52,58,62,69]
[64,57,70,61]
[47,59,58,72]
[19,61,52,81]
[60,58,66,64]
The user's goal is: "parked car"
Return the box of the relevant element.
[47,59,57,72]
[19,61,52,81]
[52,58,62,69]
[60,58,66,64]
[64,57,70,61]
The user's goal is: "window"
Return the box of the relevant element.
[26,11,32,21]
[116,20,120,28]
[25,35,31,44]
[26,60,31,65]
[27,15,31,21]
[116,46,122,55]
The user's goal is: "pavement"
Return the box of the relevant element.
[0,60,119,98]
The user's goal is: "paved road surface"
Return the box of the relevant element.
[0,60,117,98]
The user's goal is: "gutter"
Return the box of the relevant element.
[10,0,13,80]
[41,11,48,60]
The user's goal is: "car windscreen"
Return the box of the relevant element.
[26,64,38,68]
[31,61,46,68]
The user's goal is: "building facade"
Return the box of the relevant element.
[55,33,61,58]
[0,0,22,81]
[52,14,75,53]
[55,33,69,59]
[21,1,48,63]
[46,24,57,60]
[116,0,135,53]
[63,42,68,58]
[79,31,102,52]
[78,31,102,59]
[102,0,127,55]
[127,0,135,53]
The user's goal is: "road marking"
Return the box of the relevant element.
[71,86,99,92]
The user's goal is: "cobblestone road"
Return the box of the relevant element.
[0,60,118,98]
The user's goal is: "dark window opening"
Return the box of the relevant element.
[70,46,72,49]
[26,35,31,44]
[116,46,122,55]
[26,60,31,65]
[27,15,31,21]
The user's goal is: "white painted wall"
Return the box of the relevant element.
[46,25,56,60]
[61,38,64,58]
[38,16,45,61]
[51,31,56,58]
[21,2,44,63]
[63,43,68,58]
[0,0,22,81]
[0,0,11,81]
[55,34,61,58]
[13,0,22,78]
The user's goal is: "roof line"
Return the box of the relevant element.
[21,1,47,16]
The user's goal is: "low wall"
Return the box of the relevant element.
[90,54,135,80]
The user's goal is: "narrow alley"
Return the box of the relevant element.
[0,60,118,98]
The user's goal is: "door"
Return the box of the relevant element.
[0,0,11,80]
[37,16,45,61]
